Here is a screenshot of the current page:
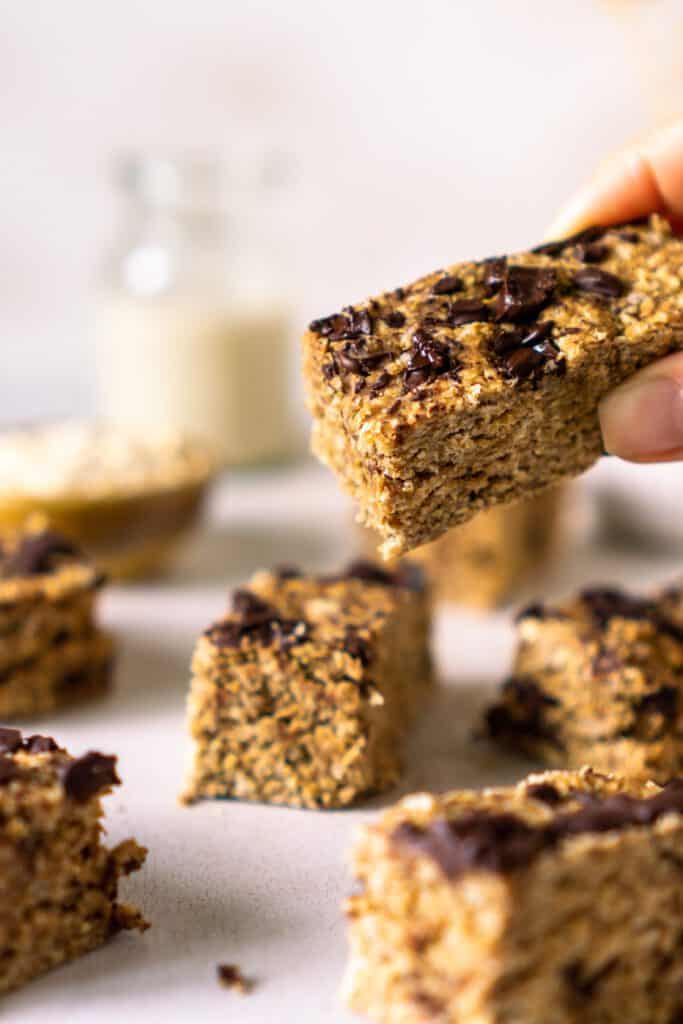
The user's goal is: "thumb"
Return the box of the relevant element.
[599,352,683,462]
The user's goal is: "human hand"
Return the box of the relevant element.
[549,118,683,463]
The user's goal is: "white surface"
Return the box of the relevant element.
[4,463,681,1023]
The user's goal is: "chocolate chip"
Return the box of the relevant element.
[573,267,626,299]
[393,813,548,878]
[531,225,605,257]
[232,589,275,620]
[368,371,391,395]
[274,566,302,580]
[383,310,406,328]
[325,559,422,591]
[411,331,450,369]
[277,619,310,651]
[448,299,491,326]
[1,531,80,577]
[495,265,556,323]
[525,782,562,806]
[402,330,461,391]
[486,678,560,747]
[310,308,374,343]
[352,309,373,335]
[336,341,392,379]
[432,274,463,296]
[580,587,653,627]
[618,230,640,243]
[61,752,120,801]
[0,756,18,785]
[521,321,555,348]
[309,313,348,336]
[24,734,59,753]
[336,348,363,374]
[491,320,562,382]
[515,602,557,623]
[0,727,23,754]
[633,686,678,719]
[574,242,609,264]
[564,958,618,1002]
[344,629,372,667]
[393,781,683,880]
[502,345,546,379]
[480,256,507,293]
[660,616,683,645]
[489,325,526,356]
[402,368,430,391]
[210,590,309,650]
[322,359,337,381]
[339,560,396,586]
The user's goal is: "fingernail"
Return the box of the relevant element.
[600,377,683,459]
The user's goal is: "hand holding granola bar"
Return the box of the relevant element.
[551,118,683,463]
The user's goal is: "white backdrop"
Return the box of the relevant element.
[3,0,678,423]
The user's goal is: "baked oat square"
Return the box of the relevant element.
[486,582,683,780]
[182,561,433,809]
[0,520,113,717]
[0,728,147,995]
[343,768,683,1023]
[304,216,682,556]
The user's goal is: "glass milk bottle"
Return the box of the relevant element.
[94,153,297,467]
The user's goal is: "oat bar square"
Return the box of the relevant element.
[182,561,432,809]
[343,768,683,1023]
[0,522,113,717]
[486,583,683,779]
[0,728,147,995]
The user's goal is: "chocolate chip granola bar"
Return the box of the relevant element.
[359,489,563,609]
[0,521,113,717]
[486,583,683,779]
[343,768,683,1023]
[182,561,432,809]
[0,728,147,995]
[304,215,682,556]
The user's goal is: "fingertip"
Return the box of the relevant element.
[599,355,683,463]
[546,146,664,242]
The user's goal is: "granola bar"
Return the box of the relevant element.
[0,728,147,995]
[304,215,682,556]
[359,490,562,608]
[343,768,683,1023]
[0,521,113,717]
[486,582,683,779]
[182,561,432,809]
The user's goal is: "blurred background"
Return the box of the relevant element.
[1,0,682,579]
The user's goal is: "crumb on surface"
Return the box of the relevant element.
[217,963,253,994]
